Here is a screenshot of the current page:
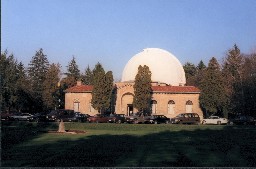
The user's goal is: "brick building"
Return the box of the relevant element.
[65,48,203,119]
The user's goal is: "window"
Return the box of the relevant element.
[151,100,157,114]
[73,102,80,112]
[186,100,193,113]
[168,100,175,115]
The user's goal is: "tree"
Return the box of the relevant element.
[133,65,152,114]
[91,62,114,113]
[15,62,33,112]
[64,56,81,88]
[239,52,256,116]
[199,57,227,117]
[28,48,49,111]
[222,44,244,114]
[183,62,197,86]
[82,65,93,85]
[42,63,61,110]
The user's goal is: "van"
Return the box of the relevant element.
[171,113,200,124]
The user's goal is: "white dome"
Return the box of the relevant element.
[121,48,186,86]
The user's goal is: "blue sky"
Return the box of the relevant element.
[2,0,256,81]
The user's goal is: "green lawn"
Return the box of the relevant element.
[1,121,256,167]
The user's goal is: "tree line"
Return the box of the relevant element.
[0,48,113,114]
[1,45,255,118]
[184,44,256,117]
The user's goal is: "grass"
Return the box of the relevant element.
[1,121,256,167]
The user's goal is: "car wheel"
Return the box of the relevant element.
[117,120,122,124]
[165,121,169,124]
[229,121,234,125]
[217,121,221,125]
[154,121,158,124]
[96,120,99,123]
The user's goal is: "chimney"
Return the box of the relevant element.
[77,81,82,86]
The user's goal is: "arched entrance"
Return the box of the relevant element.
[121,93,134,116]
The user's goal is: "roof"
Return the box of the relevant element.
[65,85,93,93]
[151,86,200,93]
[65,84,200,93]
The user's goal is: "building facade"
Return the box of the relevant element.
[65,48,203,119]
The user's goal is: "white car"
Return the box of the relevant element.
[202,116,228,125]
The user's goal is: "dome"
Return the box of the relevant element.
[121,48,186,86]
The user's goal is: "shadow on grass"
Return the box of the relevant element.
[1,123,256,167]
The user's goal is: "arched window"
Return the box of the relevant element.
[168,100,175,114]
[151,100,157,114]
[73,101,80,112]
[186,100,193,113]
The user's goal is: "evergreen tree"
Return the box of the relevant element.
[194,60,207,87]
[42,63,61,110]
[28,48,50,111]
[222,44,244,114]
[15,62,32,112]
[0,51,19,112]
[91,63,106,113]
[133,65,152,114]
[82,65,93,85]
[103,71,114,112]
[66,56,80,80]
[64,56,81,88]
[183,62,197,86]
[197,60,206,70]
[199,57,227,117]
[238,52,256,116]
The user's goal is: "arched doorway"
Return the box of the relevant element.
[168,100,175,115]
[186,100,193,113]
[151,100,157,114]
[121,93,134,116]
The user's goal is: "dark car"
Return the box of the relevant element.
[151,115,170,124]
[108,114,126,123]
[87,114,110,123]
[28,112,48,122]
[1,112,17,121]
[46,109,75,122]
[229,115,255,125]
[66,112,91,122]
[125,112,152,124]
[171,113,200,124]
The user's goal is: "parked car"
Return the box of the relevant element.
[87,114,110,123]
[66,112,91,122]
[108,114,126,123]
[202,116,228,125]
[28,112,48,122]
[10,113,33,121]
[229,115,255,125]
[151,115,170,124]
[1,112,17,121]
[46,109,76,122]
[170,113,200,124]
[125,112,152,124]
[46,111,58,122]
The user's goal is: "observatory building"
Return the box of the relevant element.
[65,48,203,119]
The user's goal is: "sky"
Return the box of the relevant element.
[2,0,256,81]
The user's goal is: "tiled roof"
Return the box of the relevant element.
[65,84,200,93]
[152,86,200,93]
[65,85,93,93]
